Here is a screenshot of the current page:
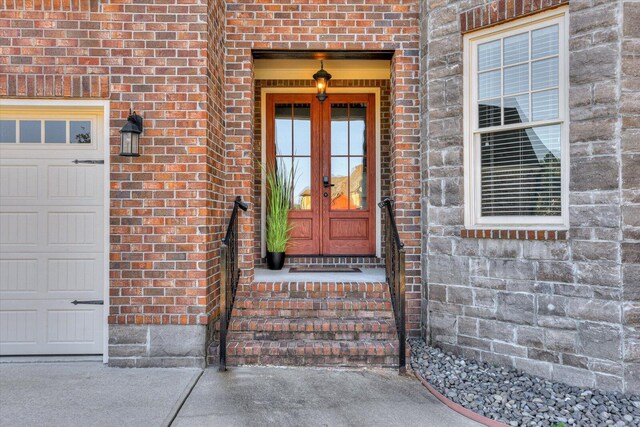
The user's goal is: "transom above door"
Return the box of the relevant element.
[266,93,376,256]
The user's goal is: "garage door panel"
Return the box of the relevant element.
[47,164,102,202]
[0,165,39,200]
[0,212,39,247]
[0,109,105,356]
[0,258,39,293]
[47,256,102,295]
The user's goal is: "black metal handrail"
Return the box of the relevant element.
[378,197,406,374]
[219,196,248,371]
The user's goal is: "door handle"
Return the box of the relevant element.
[72,159,104,165]
[323,176,335,188]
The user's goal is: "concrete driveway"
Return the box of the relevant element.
[0,360,201,427]
[1,362,481,427]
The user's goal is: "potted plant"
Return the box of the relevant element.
[263,161,294,270]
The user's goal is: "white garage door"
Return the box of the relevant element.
[0,106,105,355]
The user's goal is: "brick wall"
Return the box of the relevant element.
[252,79,391,263]
[1,0,226,365]
[421,0,639,392]
[225,0,422,335]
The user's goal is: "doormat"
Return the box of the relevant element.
[288,267,362,273]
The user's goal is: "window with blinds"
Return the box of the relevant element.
[464,8,568,228]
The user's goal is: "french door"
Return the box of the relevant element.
[266,93,376,256]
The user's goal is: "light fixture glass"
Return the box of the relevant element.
[119,111,143,157]
[312,60,332,102]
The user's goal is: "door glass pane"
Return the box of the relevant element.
[350,157,367,210]
[0,120,16,143]
[275,104,292,156]
[331,104,348,156]
[70,121,91,144]
[350,104,366,156]
[293,157,311,210]
[293,105,310,156]
[45,120,66,144]
[331,157,349,209]
[20,120,41,143]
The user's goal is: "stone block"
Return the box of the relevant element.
[576,262,622,287]
[479,239,521,259]
[494,342,527,357]
[568,298,621,323]
[537,261,574,283]
[149,324,206,358]
[516,326,545,349]
[489,259,536,281]
[623,242,640,264]
[562,353,588,369]
[625,2,640,37]
[529,348,560,363]
[595,373,624,392]
[447,286,473,305]
[481,351,514,368]
[552,364,595,388]
[457,316,477,336]
[473,288,496,307]
[545,329,577,353]
[570,205,620,228]
[623,206,640,227]
[497,292,535,325]
[428,254,469,285]
[578,322,622,361]
[570,45,619,85]
[429,284,447,302]
[623,264,640,301]
[572,240,620,262]
[537,295,567,316]
[478,319,515,342]
[537,316,578,330]
[625,363,640,394]
[623,302,640,326]
[458,335,491,351]
[622,154,640,190]
[570,156,620,191]
[108,325,148,345]
[108,344,147,358]
[523,241,569,261]
[514,357,552,379]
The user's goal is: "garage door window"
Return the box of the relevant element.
[0,119,92,145]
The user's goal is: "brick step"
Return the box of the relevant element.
[228,317,398,341]
[231,299,394,319]
[221,339,399,368]
[238,281,389,299]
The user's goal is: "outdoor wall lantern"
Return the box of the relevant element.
[119,110,144,157]
[313,61,332,102]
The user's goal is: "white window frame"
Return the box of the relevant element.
[463,7,569,230]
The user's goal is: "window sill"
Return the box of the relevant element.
[460,229,567,240]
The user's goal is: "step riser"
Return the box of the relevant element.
[239,282,389,297]
[220,356,399,368]
[233,310,393,318]
[229,332,397,341]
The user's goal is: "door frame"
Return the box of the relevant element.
[0,98,110,363]
[260,87,382,258]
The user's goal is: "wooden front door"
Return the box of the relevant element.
[266,93,376,256]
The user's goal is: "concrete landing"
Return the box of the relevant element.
[173,366,482,427]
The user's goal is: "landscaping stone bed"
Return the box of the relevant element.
[410,339,640,427]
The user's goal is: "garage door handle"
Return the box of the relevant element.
[72,159,104,165]
[71,300,104,305]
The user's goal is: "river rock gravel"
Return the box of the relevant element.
[410,338,640,427]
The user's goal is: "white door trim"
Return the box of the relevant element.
[259,87,382,258]
[1,99,110,362]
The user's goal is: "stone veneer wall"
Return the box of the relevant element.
[1,0,227,367]
[421,0,639,392]
[252,79,392,263]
